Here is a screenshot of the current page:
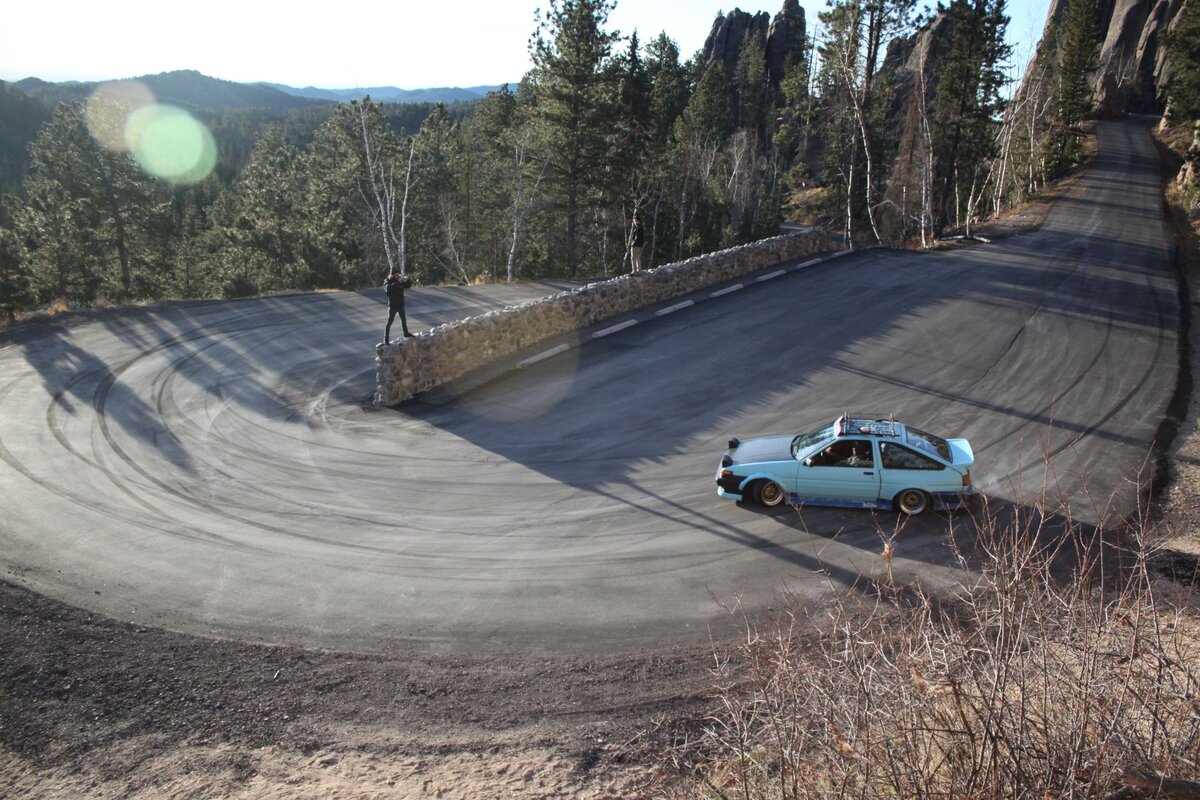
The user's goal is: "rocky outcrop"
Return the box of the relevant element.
[869,12,961,239]
[766,0,808,88]
[700,2,807,95]
[702,9,771,76]
[375,230,832,406]
[877,0,1189,130]
[877,11,957,118]
[1041,0,1185,115]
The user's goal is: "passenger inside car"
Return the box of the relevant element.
[810,440,873,467]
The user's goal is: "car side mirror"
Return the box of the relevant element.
[804,458,814,467]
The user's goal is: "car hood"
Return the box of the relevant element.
[730,435,794,465]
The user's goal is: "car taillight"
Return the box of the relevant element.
[962,469,971,487]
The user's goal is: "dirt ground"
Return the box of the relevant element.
[0,576,716,798]
[1153,122,1200,568]
[4,133,1200,799]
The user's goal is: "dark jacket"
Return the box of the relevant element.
[629,221,644,248]
[385,276,410,310]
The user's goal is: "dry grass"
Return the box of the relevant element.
[663,494,1200,799]
[783,186,834,228]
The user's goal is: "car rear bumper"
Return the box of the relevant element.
[716,485,745,502]
[930,489,975,511]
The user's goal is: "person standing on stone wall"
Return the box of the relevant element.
[384,271,415,344]
[628,215,644,273]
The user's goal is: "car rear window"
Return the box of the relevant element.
[905,427,951,461]
[881,442,943,470]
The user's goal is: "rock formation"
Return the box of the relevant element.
[874,12,961,239]
[868,0,1191,126]
[700,1,807,97]
[765,0,808,89]
[702,8,771,76]
[877,11,957,121]
[1040,0,1185,115]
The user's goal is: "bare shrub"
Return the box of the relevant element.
[664,494,1200,799]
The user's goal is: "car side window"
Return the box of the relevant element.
[880,442,942,470]
[810,439,874,468]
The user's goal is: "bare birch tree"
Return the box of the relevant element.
[349,100,413,280]
[506,148,547,283]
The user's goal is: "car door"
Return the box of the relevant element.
[796,438,882,503]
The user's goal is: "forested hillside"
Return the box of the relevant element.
[12,70,328,114]
[0,0,1195,322]
[0,82,49,193]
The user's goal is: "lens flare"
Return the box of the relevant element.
[86,81,155,152]
[125,104,217,185]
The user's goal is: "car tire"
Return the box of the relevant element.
[896,488,931,515]
[756,480,786,508]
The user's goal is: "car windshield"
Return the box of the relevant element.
[791,424,836,457]
[905,427,951,461]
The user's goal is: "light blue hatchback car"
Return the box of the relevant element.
[715,413,975,514]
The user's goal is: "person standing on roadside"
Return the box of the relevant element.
[628,214,644,273]
[384,271,415,344]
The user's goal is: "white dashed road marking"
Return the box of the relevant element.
[517,343,570,367]
[655,300,695,316]
[592,320,639,338]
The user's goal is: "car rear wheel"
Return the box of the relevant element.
[896,488,930,515]
[756,480,786,508]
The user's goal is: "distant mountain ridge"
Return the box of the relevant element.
[257,83,505,104]
[8,70,507,114]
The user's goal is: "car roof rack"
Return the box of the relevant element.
[838,412,898,438]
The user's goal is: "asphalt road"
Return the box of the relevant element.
[0,119,1180,655]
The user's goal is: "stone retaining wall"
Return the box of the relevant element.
[375,229,831,406]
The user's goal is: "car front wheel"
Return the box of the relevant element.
[756,480,786,508]
[896,488,931,515]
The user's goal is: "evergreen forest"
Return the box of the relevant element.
[0,0,1184,320]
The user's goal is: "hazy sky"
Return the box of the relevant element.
[2,0,1052,90]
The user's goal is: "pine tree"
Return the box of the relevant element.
[303,108,371,285]
[474,85,548,282]
[203,126,312,296]
[817,0,868,241]
[0,225,35,322]
[1164,0,1200,119]
[773,28,816,222]
[0,81,50,194]
[616,31,653,158]
[733,30,767,141]
[612,32,657,268]
[528,0,621,276]
[19,101,168,304]
[636,33,691,266]
[670,61,736,257]
[645,34,690,152]
[930,0,1011,233]
[411,104,470,284]
[678,61,735,146]
[1048,0,1098,172]
[304,100,412,285]
[816,0,917,242]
